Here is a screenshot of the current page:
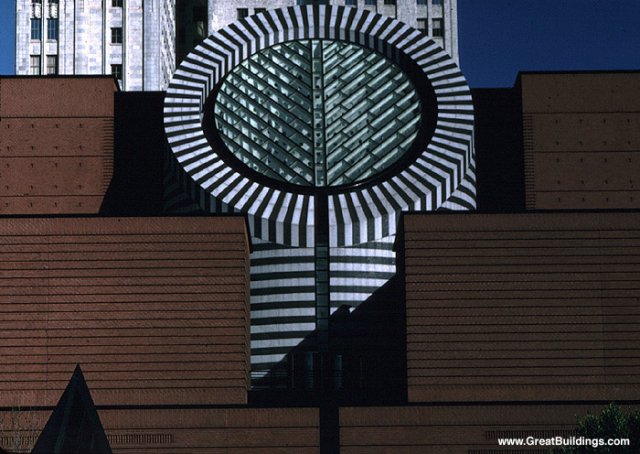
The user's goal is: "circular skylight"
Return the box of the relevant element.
[214,39,421,187]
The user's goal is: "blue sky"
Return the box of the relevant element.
[0,0,14,75]
[458,0,640,87]
[1,1,639,87]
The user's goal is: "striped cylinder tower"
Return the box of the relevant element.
[163,5,475,387]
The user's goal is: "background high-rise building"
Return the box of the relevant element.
[15,0,176,90]
[176,0,208,64]
[16,0,457,91]
[206,0,458,63]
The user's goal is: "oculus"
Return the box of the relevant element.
[214,39,421,187]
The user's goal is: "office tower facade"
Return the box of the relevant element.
[165,5,475,386]
[176,0,208,63]
[15,0,176,91]
[208,0,459,62]
[16,0,456,91]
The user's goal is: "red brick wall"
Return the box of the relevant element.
[101,408,319,453]
[521,73,640,209]
[403,212,640,402]
[0,407,320,453]
[0,77,116,214]
[341,404,639,453]
[0,216,250,406]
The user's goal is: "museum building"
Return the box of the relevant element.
[0,5,639,453]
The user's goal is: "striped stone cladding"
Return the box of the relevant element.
[163,5,476,384]
[163,5,476,248]
[330,236,397,310]
[249,238,316,382]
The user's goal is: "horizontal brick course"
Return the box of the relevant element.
[0,407,320,453]
[402,212,640,403]
[0,216,250,406]
[341,404,640,454]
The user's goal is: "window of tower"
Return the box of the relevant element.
[432,18,444,37]
[46,55,58,75]
[30,55,41,75]
[194,6,207,38]
[111,64,123,82]
[47,18,58,40]
[111,27,123,44]
[31,19,42,40]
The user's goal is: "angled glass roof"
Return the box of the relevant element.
[214,39,421,187]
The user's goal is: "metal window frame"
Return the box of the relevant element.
[46,55,57,74]
[30,55,41,75]
[111,63,123,80]
[47,18,58,40]
[432,18,444,37]
[111,27,123,44]
[30,19,42,40]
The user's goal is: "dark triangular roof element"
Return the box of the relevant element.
[31,365,112,454]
